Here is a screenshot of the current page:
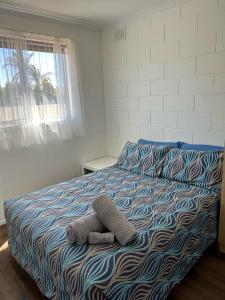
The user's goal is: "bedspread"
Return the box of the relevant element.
[4,166,219,300]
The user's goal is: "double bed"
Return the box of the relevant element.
[4,162,221,299]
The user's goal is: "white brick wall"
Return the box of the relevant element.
[180,32,216,58]
[217,31,225,52]
[164,96,194,112]
[151,40,179,63]
[139,96,163,112]
[165,57,196,78]
[198,8,225,34]
[129,111,150,126]
[213,113,225,130]
[127,47,150,66]
[178,112,211,130]
[197,52,225,74]
[165,12,197,40]
[139,63,163,80]
[140,127,164,141]
[107,82,127,98]
[128,81,150,96]
[151,79,178,95]
[108,67,138,82]
[193,131,225,146]
[215,73,225,93]
[102,0,225,156]
[195,95,225,112]
[179,75,214,94]
[181,0,218,18]
[164,128,193,143]
[151,112,178,128]
[109,98,138,111]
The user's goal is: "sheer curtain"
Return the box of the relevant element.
[0,30,85,150]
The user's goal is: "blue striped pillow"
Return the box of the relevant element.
[117,141,171,177]
[161,149,224,194]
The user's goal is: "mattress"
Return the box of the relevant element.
[4,166,220,300]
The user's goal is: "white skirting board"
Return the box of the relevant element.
[0,218,6,226]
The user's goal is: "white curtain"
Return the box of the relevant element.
[0,30,85,150]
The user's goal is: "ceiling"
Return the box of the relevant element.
[0,0,184,28]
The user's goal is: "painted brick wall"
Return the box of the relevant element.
[102,0,225,157]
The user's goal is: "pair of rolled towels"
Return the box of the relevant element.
[66,195,137,246]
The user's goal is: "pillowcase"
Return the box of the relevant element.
[180,142,224,152]
[161,149,224,194]
[117,141,139,170]
[117,141,171,177]
[138,139,181,148]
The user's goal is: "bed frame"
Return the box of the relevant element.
[218,148,225,253]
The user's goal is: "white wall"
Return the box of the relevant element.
[102,0,225,157]
[0,11,106,223]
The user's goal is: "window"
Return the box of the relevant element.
[0,30,84,150]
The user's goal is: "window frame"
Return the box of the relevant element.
[0,31,70,128]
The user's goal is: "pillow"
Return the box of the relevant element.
[161,149,224,194]
[117,141,170,177]
[138,139,181,149]
[180,143,224,152]
[117,141,139,171]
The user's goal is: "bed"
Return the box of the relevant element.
[4,162,221,300]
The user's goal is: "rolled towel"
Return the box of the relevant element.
[66,213,106,245]
[88,232,115,244]
[93,195,138,246]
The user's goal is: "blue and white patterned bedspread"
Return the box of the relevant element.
[4,166,219,300]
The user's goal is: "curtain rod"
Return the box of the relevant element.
[0,28,68,45]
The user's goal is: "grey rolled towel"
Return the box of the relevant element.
[66,213,106,245]
[93,195,138,246]
[88,232,114,244]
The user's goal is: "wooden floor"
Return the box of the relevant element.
[1,224,225,300]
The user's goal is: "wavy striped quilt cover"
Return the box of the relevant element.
[4,166,219,300]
